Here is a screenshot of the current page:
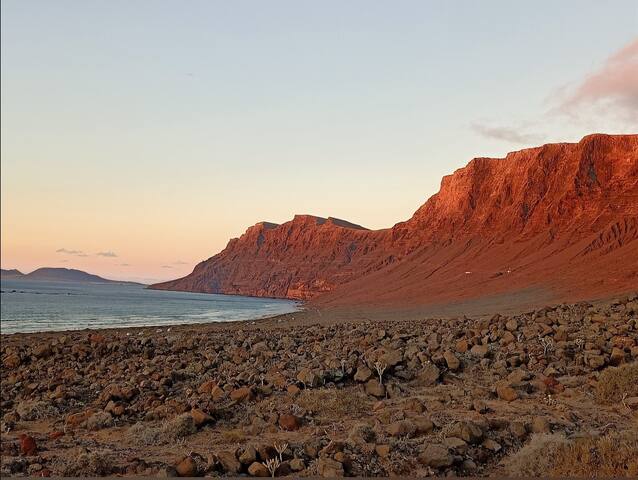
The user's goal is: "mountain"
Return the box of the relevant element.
[151,134,638,308]
[0,269,24,278]
[1,267,143,285]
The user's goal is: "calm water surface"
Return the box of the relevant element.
[0,279,300,334]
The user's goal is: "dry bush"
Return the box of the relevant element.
[57,450,112,477]
[596,362,638,403]
[505,431,638,477]
[296,387,368,422]
[550,430,638,477]
[504,433,569,476]
[15,400,58,421]
[127,413,196,445]
[86,411,114,431]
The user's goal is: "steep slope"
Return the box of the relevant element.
[151,134,638,306]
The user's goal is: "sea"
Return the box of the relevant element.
[0,279,301,334]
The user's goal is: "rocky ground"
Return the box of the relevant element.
[2,295,638,477]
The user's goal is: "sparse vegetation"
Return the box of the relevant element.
[505,431,638,477]
[86,411,114,431]
[296,387,368,422]
[596,363,638,403]
[56,450,112,477]
[127,413,196,445]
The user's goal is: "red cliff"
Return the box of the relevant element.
[151,134,638,307]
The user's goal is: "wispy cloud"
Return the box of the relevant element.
[96,251,117,258]
[120,263,131,267]
[553,38,638,122]
[57,248,81,255]
[172,261,188,265]
[161,265,173,269]
[56,248,88,257]
[471,123,542,144]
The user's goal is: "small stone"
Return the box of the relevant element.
[443,436,467,452]
[610,347,625,365]
[443,351,460,371]
[3,353,21,369]
[297,368,321,387]
[19,434,37,456]
[375,444,390,458]
[449,421,483,444]
[418,363,440,386]
[289,458,305,471]
[386,420,415,437]
[413,416,434,435]
[287,385,300,396]
[197,380,216,394]
[190,408,213,427]
[496,385,518,401]
[455,339,469,353]
[365,379,385,397]
[279,414,301,431]
[418,444,453,468]
[175,456,197,477]
[354,366,372,382]
[530,417,551,433]
[215,450,241,474]
[506,319,518,331]
[238,445,257,465]
[482,438,502,452]
[316,457,344,477]
[510,421,527,439]
[248,462,269,477]
[230,386,254,402]
[470,344,489,358]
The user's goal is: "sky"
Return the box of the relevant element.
[1,1,637,283]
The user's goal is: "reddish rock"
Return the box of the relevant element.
[190,408,213,427]
[175,456,197,477]
[497,385,518,401]
[19,434,37,456]
[279,414,301,431]
[230,386,254,402]
[150,134,638,309]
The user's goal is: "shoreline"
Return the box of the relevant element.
[1,287,631,339]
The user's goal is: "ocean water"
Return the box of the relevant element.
[0,279,301,334]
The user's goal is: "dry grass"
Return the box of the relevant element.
[296,387,369,422]
[221,428,246,443]
[504,430,638,477]
[596,362,638,403]
[127,413,196,445]
[86,411,114,431]
[15,400,58,421]
[56,450,112,477]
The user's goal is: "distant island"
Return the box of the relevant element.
[0,267,144,285]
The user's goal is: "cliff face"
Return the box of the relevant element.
[151,134,638,305]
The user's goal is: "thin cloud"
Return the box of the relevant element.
[56,248,84,255]
[96,251,117,258]
[471,123,542,144]
[161,265,173,269]
[120,263,131,267]
[554,38,638,122]
[173,261,188,265]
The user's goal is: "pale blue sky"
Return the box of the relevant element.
[1,1,637,281]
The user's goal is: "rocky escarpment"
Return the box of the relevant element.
[151,134,638,305]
